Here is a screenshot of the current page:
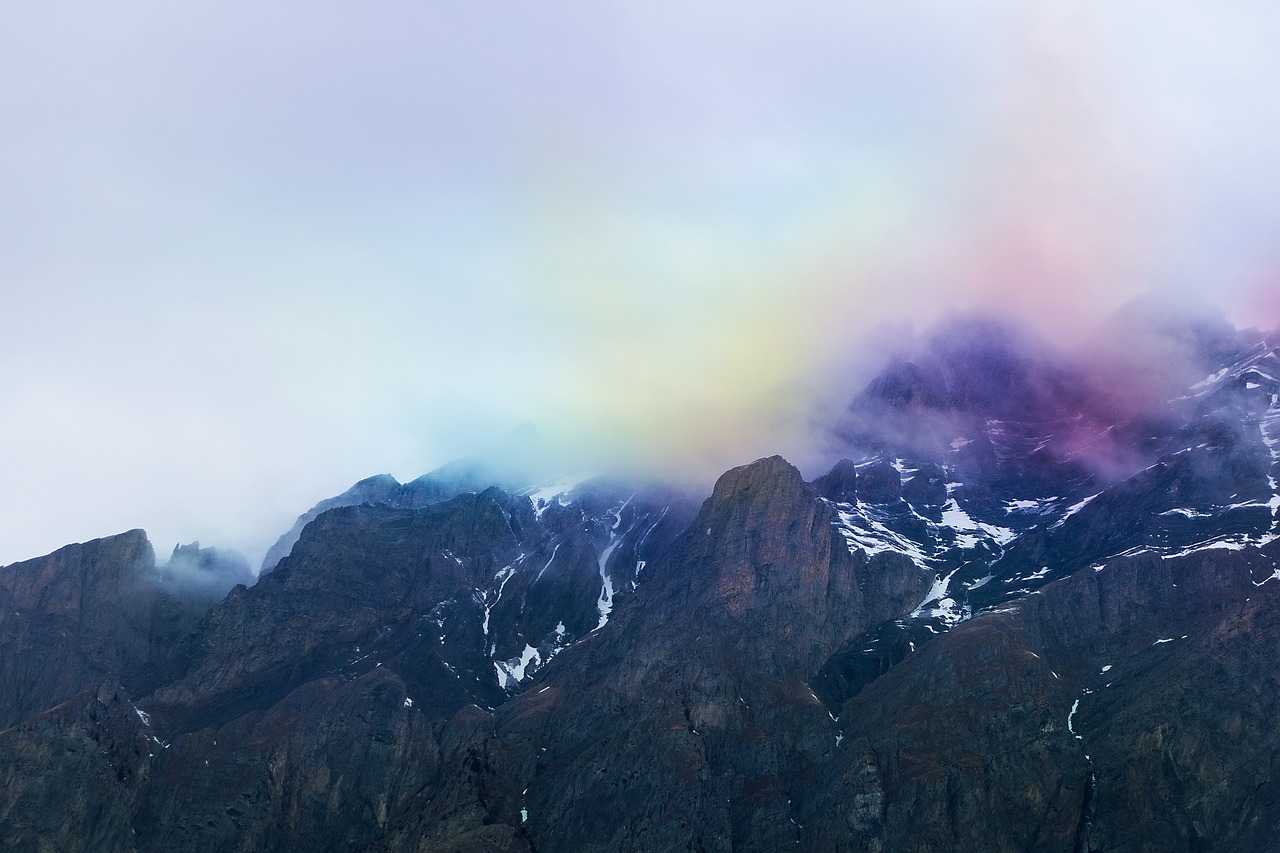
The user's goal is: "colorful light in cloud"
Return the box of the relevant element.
[1,0,1279,565]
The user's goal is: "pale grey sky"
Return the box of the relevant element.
[3,1,1279,566]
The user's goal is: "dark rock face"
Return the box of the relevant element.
[855,461,901,504]
[146,493,527,734]
[819,547,1280,853]
[812,458,858,503]
[135,668,444,853]
[259,460,525,574]
[0,682,154,853]
[902,463,948,508]
[0,531,210,730]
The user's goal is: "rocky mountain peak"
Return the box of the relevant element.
[705,454,812,511]
[677,456,829,614]
[0,529,156,619]
[812,457,859,503]
[163,541,253,601]
[634,455,930,681]
[0,529,212,730]
[856,460,902,503]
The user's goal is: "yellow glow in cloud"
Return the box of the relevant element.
[512,150,930,479]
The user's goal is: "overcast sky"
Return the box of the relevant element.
[3,1,1280,567]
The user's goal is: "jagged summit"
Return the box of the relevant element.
[163,541,253,600]
[860,314,1080,416]
[259,459,533,574]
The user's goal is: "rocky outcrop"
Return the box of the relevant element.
[856,461,901,504]
[902,463,948,508]
[260,460,530,574]
[0,531,209,729]
[163,541,254,602]
[259,474,403,574]
[657,456,927,674]
[812,458,858,503]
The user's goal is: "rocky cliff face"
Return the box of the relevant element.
[1,310,1279,852]
[369,456,928,852]
[0,682,154,853]
[0,530,211,730]
[816,546,1280,853]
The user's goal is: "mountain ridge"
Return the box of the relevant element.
[2,306,1279,851]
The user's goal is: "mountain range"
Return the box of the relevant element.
[2,302,1279,852]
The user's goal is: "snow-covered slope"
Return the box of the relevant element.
[815,328,1280,696]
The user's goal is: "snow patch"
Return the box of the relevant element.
[482,557,523,652]
[1050,494,1100,530]
[940,499,1016,547]
[524,475,594,519]
[534,544,562,584]
[1004,498,1056,513]
[495,644,542,690]
[1068,699,1082,739]
[1191,367,1229,390]
[594,497,632,630]
[1256,567,1280,586]
[1161,536,1251,559]
[833,507,932,564]
[910,567,967,624]
[1160,507,1218,519]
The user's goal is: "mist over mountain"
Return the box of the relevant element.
[2,302,1278,851]
[7,0,1280,572]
